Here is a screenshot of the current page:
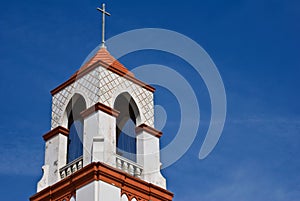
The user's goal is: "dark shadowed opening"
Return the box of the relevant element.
[114,93,140,162]
[66,95,86,163]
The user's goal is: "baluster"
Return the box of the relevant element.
[78,160,82,170]
[60,171,66,179]
[72,164,77,173]
[128,164,134,176]
[122,161,128,173]
[116,158,122,169]
[66,167,71,176]
[135,168,141,178]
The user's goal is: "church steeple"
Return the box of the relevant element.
[30,4,173,201]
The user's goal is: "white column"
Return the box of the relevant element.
[38,129,68,191]
[136,129,166,189]
[82,107,117,167]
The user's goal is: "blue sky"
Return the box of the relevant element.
[0,0,299,200]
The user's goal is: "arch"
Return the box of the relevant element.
[114,92,140,162]
[121,194,129,201]
[111,88,143,125]
[61,90,90,128]
[65,94,87,163]
[72,88,92,107]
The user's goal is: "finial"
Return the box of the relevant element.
[97,3,111,48]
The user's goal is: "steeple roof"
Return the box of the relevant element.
[50,47,155,95]
[79,47,133,77]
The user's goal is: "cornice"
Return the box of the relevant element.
[136,123,163,138]
[43,126,69,141]
[80,102,120,118]
[30,162,173,201]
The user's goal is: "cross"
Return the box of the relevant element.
[97,3,111,48]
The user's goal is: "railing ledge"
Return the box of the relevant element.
[115,154,143,178]
[59,156,83,179]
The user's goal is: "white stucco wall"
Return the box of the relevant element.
[77,181,121,201]
[76,182,96,201]
[51,65,154,130]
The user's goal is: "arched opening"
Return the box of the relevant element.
[66,94,86,163]
[114,93,140,162]
[121,194,129,201]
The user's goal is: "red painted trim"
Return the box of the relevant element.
[51,60,155,95]
[43,126,69,141]
[136,123,163,138]
[80,102,120,118]
[30,162,173,201]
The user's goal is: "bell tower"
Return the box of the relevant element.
[30,3,173,201]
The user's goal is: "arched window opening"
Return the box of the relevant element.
[66,95,86,163]
[114,93,139,162]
